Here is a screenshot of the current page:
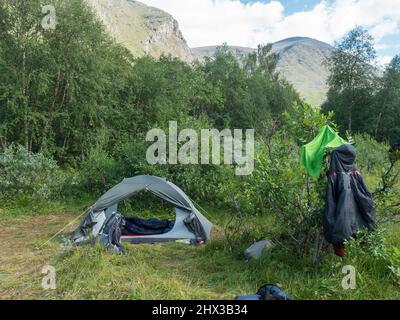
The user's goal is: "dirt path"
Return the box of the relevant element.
[0,213,78,299]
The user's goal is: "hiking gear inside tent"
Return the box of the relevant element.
[122,216,174,236]
[323,144,376,246]
[301,125,349,177]
[71,175,213,246]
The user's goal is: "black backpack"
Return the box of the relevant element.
[257,284,294,300]
[99,213,125,254]
[235,284,294,300]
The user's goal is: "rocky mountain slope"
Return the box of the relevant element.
[85,0,332,106]
[85,0,193,62]
[192,38,334,106]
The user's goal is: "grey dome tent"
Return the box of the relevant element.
[72,175,213,248]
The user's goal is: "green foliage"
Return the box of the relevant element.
[0,145,64,199]
[0,0,135,159]
[0,12,298,160]
[0,0,398,287]
[2,208,400,299]
[322,28,400,142]
[79,148,118,194]
[327,26,377,92]
[346,228,400,285]
[243,43,279,76]
[284,101,337,144]
[222,103,337,260]
[198,44,299,130]
[374,54,400,141]
[353,133,389,174]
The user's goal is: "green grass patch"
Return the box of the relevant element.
[0,195,96,218]
[0,200,399,300]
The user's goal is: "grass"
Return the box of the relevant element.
[0,199,399,300]
[0,195,95,217]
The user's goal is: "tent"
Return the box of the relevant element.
[72,175,213,247]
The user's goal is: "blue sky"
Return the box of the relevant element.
[239,0,400,63]
[242,0,323,14]
[141,0,400,65]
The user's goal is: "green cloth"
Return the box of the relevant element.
[300,125,348,177]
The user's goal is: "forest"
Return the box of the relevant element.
[0,0,399,300]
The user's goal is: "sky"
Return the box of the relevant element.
[139,0,400,66]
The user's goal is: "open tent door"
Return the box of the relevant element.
[121,207,204,243]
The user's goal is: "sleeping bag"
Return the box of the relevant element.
[122,216,174,235]
[323,144,376,247]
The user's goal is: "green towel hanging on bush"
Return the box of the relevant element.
[300,125,348,177]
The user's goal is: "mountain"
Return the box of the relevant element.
[272,37,334,106]
[85,0,193,62]
[85,0,332,105]
[192,37,334,106]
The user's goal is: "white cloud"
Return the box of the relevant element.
[376,43,391,50]
[139,0,400,51]
[369,19,399,41]
[139,0,285,47]
[377,55,393,66]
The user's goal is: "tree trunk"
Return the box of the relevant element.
[348,106,352,133]
[374,92,389,139]
[16,0,29,150]
[40,70,62,151]
[348,87,355,133]
[22,45,29,150]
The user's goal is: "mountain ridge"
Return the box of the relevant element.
[192,37,334,106]
[86,0,332,106]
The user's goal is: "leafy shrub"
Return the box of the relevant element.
[233,102,336,261]
[346,228,400,285]
[113,138,167,179]
[112,120,240,206]
[79,147,118,194]
[352,135,400,223]
[0,145,64,199]
[354,133,389,175]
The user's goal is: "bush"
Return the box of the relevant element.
[354,133,389,175]
[346,228,400,285]
[0,145,65,199]
[351,135,400,223]
[113,138,165,179]
[112,123,240,206]
[232,102,336,261]
[79,147,118,194]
